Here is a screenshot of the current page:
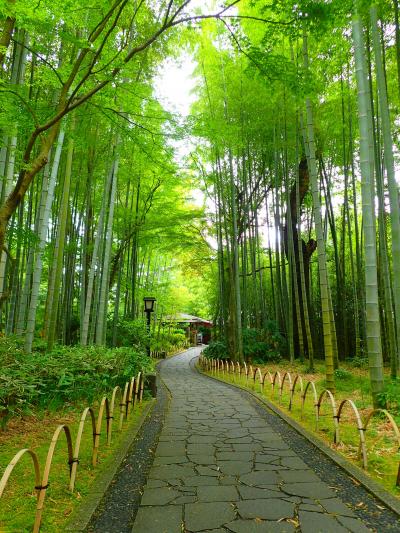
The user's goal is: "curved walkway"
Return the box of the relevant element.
[132,349,399,533]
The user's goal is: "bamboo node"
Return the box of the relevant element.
[35,483,49,490]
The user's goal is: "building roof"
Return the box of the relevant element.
[164,313,212,325]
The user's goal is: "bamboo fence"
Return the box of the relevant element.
[0,372,145,532]
[199,355,400,487]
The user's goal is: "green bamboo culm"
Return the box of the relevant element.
[371,4,400,376]
[302,31,336,392]
[352,8,385,407]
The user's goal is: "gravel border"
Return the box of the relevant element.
[195,358,400,532]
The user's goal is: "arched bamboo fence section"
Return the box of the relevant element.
[336,399,367,468]
[198,355,400,487]
[271,371,281,399]
[289,374,303,411]
[316,389,339,441]
[253,367,263,392]
[301,380,319,426]
[0,371,146,532]
[279,372,292,404]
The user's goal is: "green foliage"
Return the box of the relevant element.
[203,340,229,360]
[0,337,152,428]
[243,324,285,364]
[377,379,400,413]
[109,319,149,350]
[151,327,188,353]
[334,368,353,380]
[351,355,369,368]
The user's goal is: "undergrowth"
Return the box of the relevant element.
[0,337,153,428]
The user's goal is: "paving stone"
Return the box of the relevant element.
[226,437,255,444]
[184,475,221,486]
[255,453,281,463]
[225,519,295,532]
[239,470,281,487]
[236,499,295,521]
[132,505,183,533]
[238,486,282,499]
[188,435,218,444]
[148,464,195,480]
[217,451,254,461]
[153,455,189,465]
[196,465,219,476]
[159,434,187,441]
[279,469,321,483]
[219,475,238,485]
[254,463,284,471]
[232,443,263,452]
[261,449,296,457]
[197,485,238,502]
[282,481,336,499]
[336,515,372,532]
[218,461,253,476]
[156,442,186,456]
[320,497,356,517]
[188,454,217,464]
[145,479,168,488]
[173,495,197,504]
[187,443,216,455]
[226,429,249,438]
[242,420,268,428]
[280,456,308,469]
[185,502,236,531]
[298,510,348,533]
[140,487,180,506]
[299,503,324,512]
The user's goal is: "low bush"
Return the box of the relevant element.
[378,378,400,413]
[334,368,353,380]
[204,322,285,363]
[108,318,149,350]
[350,355,369,368]
[243,323,285,364]
[152,327,188,354]
[203,340,229,360]
[0,337,153,428]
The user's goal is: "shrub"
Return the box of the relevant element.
[243,323,285,363]
[334,368,353,380]
[108,319,149,350]
[203,340,229,360]
[351,355,369,368]
[377,379,400,412]
[0,338,153,429]
[152,327,189,354]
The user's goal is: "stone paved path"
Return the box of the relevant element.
[131,349,382,532]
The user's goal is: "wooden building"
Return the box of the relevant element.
[164,313,212,345]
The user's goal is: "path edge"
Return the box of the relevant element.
[194,360,400,518]
[65,399,156,532]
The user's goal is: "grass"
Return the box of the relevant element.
[0,397,151,532]
[203,360,400,498]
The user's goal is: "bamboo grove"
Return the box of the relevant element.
[1,1,400,408]
[191,0,400,407]
[0,0,212,358]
